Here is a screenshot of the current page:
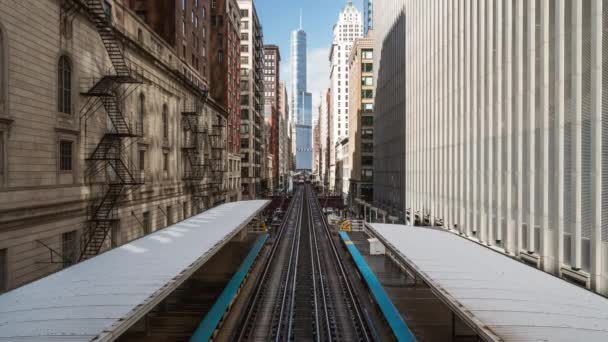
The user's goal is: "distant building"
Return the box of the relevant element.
[291,21,313,171]
[127,0,211,82]
[237,0,264,199]
[326,88,334,191]
[209,0,242,202]
[278,81,291,189]
[348,35,374,206]
[363,0,373,35]
[329,0,362,189]
[263,45,281,189]
[313,115,321,176]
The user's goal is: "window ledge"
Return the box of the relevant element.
[0,116,13,126]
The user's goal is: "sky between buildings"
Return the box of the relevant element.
[256,0,365,119]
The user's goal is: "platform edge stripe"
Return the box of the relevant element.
[340,232,417,342]
[190,234,269,341]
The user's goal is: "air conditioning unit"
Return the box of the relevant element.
[561,267,591,289]
[520,251,540,269]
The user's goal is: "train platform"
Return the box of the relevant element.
[0,200,269,342]
[190,234,268,341]
[339,232,416,342]
[368,223,608,342]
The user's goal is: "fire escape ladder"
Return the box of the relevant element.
[74,0,143,261]
[80,183,124,261]
[181,113,207,180]
[208,123,227,196]
[85,0,132,78]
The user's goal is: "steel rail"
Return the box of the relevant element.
[307,186,334,342]
[309,185,374,342]
[284,191,306,342]
[233,189,300,341]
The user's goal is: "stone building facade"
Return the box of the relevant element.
[0,0,232,292]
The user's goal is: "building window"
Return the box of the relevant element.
[362,49,373,59]
[0,132,4,180]
[362,116,373,126]
[0,28,3,112]
[361,89,374,99]
[167,205,173,225]
[0,249,6,293]
[361,169,373,182]
[362,129,373,140]
[59,140,73,171]
[363,103,374,112]
[163,151,169,172]
[138,93,145,135]
[361,63,373,73]
[103,0,112,20]
[362,142,373,153]
[362,76,373,86]
[362,156,373,167]
[137,28,143,43]
[162,104,169,138]
[111,221,121,248]
[58,56,71,114]
[139,150,145,170]
[62,231,77,267]
[143,211,151,234]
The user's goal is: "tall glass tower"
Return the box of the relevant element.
[291,17,313,171]
[364,0,373,34]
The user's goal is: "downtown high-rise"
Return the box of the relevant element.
[373,0,608,296]
[291,20,313,171]
[329,1,363,192]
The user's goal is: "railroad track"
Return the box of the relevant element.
[234,185,374,342]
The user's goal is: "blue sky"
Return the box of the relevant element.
[255,0,364,116]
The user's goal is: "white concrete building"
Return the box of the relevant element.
[329,1,362,191]
[319,92,329,186]
[374,0,608,296]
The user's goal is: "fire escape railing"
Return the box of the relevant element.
[64,0,143,261]
[181,101,226,211]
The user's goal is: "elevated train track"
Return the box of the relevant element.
[234,185,374,341]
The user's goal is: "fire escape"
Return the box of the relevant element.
[63,0,143,260]
[181,102,228,210]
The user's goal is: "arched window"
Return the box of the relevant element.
[138,93,145,135]
[162,104,169,138]
[58,56,71,114]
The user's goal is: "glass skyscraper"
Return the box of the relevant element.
[364,0,373,34]
[291,25,313,170]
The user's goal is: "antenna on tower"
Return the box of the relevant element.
[299,8,303,29]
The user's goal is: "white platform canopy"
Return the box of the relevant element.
[0,200,269,342]
[369,223,608,342]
